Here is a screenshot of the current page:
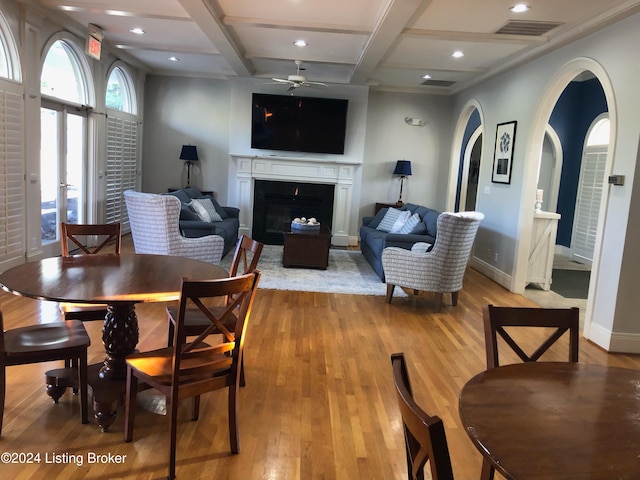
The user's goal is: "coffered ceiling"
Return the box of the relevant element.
[35,0,640,94]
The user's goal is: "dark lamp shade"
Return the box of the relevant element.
[393,160,412,176]
[179,145,199,162]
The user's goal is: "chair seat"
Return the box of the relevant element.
[4,320,90,358]
[127,343,233,385]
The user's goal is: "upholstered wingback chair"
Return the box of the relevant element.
[382,211,484,311]
[124,190,224,265]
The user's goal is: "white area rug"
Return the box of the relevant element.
[222,244,400,296]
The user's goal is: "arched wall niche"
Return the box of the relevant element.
[447,99,485,212]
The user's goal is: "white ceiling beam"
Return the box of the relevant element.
[177,0,253,77]
[350,0,426,84]
[222,16,371,35]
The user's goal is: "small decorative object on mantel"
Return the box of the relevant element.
[291,217,321,232]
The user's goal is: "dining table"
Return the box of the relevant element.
[458,361,640,479]
[0,253,228,432]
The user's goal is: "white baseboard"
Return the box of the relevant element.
[469,256,512,291]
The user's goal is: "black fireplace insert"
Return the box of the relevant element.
[252,180,334,245]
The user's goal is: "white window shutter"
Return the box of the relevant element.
[571,147,607,264]
[0,87,24,267]
[106,114,137,231]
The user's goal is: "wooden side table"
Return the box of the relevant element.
[375,202,400,214]
[282,224,331,269]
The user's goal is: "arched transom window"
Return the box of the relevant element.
[106,66,135,113]
[41,40,87,103]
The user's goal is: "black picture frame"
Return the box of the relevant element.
[491,121,517,184]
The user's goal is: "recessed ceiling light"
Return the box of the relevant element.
[293,40,308,47]
[168,56,179,62]
[130,27,145,35]
[422,74,432,80]
[451,50,464,58]
[510,4,530,13]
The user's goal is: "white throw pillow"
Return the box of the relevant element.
[411,242,432,253]
[376,207,403,232]
[389,210,411,233]
[191,198,223,222]
[188,199,211,222]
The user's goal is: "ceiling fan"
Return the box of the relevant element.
[271,60,328,91]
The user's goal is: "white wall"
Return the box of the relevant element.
[361,91,452,220]
[142,76,231,198]
[451,12,640,350]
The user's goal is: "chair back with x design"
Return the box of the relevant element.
[483,304,579,369]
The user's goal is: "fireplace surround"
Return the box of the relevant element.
[230,154,358,246]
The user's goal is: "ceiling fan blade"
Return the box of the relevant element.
[271,77,292,84]
[305,81,329,87]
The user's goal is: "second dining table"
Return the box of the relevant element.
[0,253,228,431]
[459,361,640,480]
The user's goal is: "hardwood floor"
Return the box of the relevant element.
[1,239,639,479]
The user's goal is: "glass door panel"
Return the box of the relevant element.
[40,105,87,256]
[66,113,85,224]
[40,107,60,242]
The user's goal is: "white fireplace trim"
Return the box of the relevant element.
[229,154,357,246]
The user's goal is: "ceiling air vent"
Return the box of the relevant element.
[421,79,456,87]
[495,20,563,36]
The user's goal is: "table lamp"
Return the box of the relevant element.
[180,145,198,187]
[393,160,412,206]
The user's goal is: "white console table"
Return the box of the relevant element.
[527,211,561,290]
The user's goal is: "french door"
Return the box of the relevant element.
[40,102,87,256]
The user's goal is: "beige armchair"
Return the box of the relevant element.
[124,190,224,265]
[382,211,484,311]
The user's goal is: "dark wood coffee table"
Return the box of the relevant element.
[282,224,331,269]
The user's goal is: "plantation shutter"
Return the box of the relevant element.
[571,146,607,264]
[0,87,24,268]
[106,114,137,232]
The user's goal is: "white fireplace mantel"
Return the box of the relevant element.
[229,154,358,246]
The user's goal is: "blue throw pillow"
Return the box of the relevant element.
[179,203,200,221]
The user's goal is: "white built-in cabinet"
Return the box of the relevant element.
[527,212,561,290]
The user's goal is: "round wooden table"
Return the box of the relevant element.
[0,253,227,431]
[459,362,640,479]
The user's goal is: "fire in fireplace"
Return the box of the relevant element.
[252,180,335,245]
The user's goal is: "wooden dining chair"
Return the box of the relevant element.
[0,309,90,435]
[59,222,122,322]
[391,353,454,480]
[483,304,580,370]
[166,235,264,386]
[480,304,580,480]
[124,271,261,480]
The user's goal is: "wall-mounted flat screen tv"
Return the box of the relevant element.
[251,93,348,155]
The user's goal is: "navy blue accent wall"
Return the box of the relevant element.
[455,109,481,211]
[548,78,607,247]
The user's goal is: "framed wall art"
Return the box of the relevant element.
[491,121,517,184]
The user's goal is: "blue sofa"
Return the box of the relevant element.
[360,203,440,281]
[167,187,240,258]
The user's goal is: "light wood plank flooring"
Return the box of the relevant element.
[1,239,638,479]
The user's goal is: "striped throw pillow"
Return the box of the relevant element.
[398,213,421,234]
[376,207,403,232]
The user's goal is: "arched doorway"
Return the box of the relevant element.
[518,59,616,342]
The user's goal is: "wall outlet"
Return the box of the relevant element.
[494,252,499,263]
